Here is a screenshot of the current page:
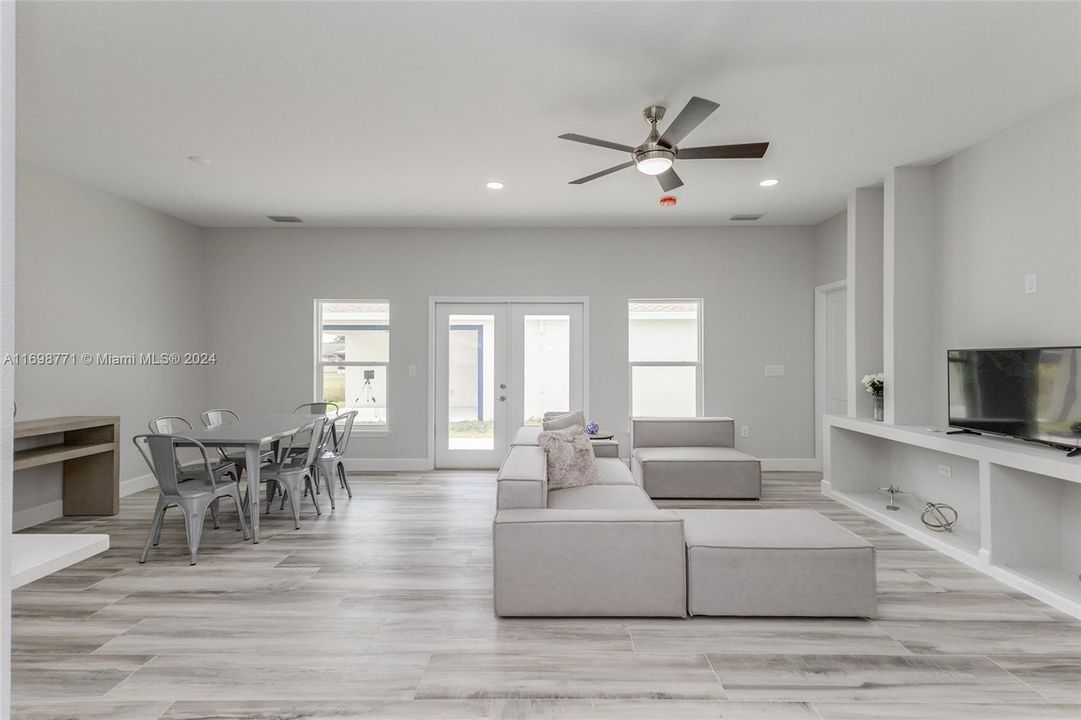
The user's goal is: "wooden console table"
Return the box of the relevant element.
[14,415,120,516]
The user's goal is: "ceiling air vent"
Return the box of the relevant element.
[268,215,303,223]
[730,214,763,222]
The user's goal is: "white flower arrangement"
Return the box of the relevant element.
[862,373,885,396]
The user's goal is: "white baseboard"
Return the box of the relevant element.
[13,472,156,531]
[761,458,819,472]
[13,500,65,532]
[343,457,433,472]
[120,472,156,496]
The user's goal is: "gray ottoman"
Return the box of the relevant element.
[674,509,877,618]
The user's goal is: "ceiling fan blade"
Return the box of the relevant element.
[569,161,635,185]
[658,96,720,147]
[678,142,770,160]
[656,167,684,192]
[559,133,635,153]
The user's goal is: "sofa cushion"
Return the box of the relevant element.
[543,411,586,431]
[632,446,761,499]
[496,445,547,510]
[538,426,598,490]
[547,483,656,510]
[595,458,636,486]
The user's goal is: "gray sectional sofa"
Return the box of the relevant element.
[631,417,761,499]
[493,427,877,618]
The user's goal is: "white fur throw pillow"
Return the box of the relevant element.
[542,411,586,431]
[537,425,599,490]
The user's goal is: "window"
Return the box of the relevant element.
[316,300,389,429]
[628,299,702,417]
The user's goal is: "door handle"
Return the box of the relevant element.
[498,395,506,402]
[499,384,507,390]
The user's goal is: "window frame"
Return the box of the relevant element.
[314,299,391,435]
[627,298,705,418]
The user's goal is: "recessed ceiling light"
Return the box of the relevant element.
[486,181,504,190]
[187,155,211,165]
[759,178,779,187]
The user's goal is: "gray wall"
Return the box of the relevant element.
[14,163,208,520]
[813,209,847,286]
[202,226,819,462]
[930,94,1081,424]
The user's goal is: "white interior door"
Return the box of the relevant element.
[435,303,508,469]
[816,283,848,463]
[435,301,586,469]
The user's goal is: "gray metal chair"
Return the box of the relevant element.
[135,434,250,565]
[262,417,327,530]
[313,410,357,508]
[148,415,238,529]
[200,408,274,480]
[293,402,338,417]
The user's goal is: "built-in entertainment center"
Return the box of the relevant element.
[823,346,1081,618]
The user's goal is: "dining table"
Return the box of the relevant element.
[176,412,338,543]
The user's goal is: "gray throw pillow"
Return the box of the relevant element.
[542,411,586,431]
[537,425,599,490]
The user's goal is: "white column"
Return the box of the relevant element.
[883,166,935,425]
[0,1,16,716]
[846,187,884,419]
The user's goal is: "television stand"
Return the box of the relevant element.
[946,427,982,436]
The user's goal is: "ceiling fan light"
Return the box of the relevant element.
[635,148,675,176]
[636,156,673,175]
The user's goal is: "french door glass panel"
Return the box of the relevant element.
[448,314,496,450]
[512,304,583,427]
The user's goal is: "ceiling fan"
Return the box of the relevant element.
[559,96,769,192]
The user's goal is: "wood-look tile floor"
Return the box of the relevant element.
[11,472,1081,719]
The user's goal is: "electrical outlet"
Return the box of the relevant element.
[764,364,785,377]
[938,464,952,477]
[408,364,416,377]
[1025,273,1038,294]
[740,425,750,438]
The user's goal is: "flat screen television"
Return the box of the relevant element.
[947,346,1081,454]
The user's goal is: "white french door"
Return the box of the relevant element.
[435,301,585,469]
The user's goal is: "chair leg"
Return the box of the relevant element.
[265,480,278,515]
[228,488,251,541]
[182,503,207,565]
[286,480,302,530]
[140,495,168,563]
[152,503,169,546]
[319,464,336,509]
[209,498,220,529]
[306,473,322,516]
[338,462,352,498]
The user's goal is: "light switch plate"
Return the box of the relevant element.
[408,364,416,377]
[740,425,750,438]
[1025,273,1038,294]
[764,364,785,377]
[938,464,952,477]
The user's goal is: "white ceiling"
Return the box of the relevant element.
[16,1,1081,228]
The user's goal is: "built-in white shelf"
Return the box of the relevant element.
[11,533,109,588]
[823,415,1081,619]
[836,490,982,560]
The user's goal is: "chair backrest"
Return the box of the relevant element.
[148,416,193,434]
[201,408,240,429]
[330,410,358,456]
[278,417,328,471]
[294,402,338,417]
[133,433,216,496]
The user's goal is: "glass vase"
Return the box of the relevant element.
[873,394,884,421]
